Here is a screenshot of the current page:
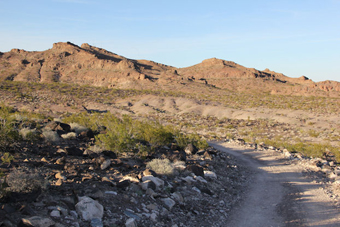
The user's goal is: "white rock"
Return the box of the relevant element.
[22,216,55,227]
[204,171,217,179]
[50,210,61,217]
[284,151,292,159]
[142,176,164,189]
[100,159,111,170]
[182,176,196,183]
[75,196,103,221]
[125,218,137,227]
[105,191,118,195]
[161,198,176,210]
[172,161,186,171]
[150,212,158,222]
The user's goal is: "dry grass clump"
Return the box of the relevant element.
[19,128,40,141]
[61,132,77,140]
[42,129,60,143]
[146,158,174,176]
[6,168,47,193]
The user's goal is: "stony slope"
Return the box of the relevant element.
[0,42,339,97]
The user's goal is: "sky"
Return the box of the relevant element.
[0,0,339,82]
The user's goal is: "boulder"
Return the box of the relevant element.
[75,196,103,221]
[142,176,164,189]
[140,180,156,191]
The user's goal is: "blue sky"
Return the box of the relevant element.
[0,0,339,82]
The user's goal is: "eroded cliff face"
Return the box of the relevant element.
[0,42,339,97]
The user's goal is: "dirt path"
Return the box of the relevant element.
[210,142,340,227]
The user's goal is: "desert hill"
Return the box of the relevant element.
[0,42,339,97]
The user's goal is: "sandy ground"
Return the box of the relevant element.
[211,142,340,227]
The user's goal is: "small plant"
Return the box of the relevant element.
[6,168,47,193]
[146,158,174,176]
[1,152,14,165]
[0,119,21,152]
[307,129,320,138]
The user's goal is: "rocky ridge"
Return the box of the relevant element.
[1,42,339,97]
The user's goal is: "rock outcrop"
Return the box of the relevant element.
[0,42,339,97]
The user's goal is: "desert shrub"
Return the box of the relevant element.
[135,142,151,159]
[0,119,20,152]
[146,158,174,175]
[95,114,135,153]
[174,131,209,150]
[42,129,60,143]
[63,112,101,131]
[6,168,47,193]
[134,121,174,149]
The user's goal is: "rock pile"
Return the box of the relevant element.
[0,121,248,227]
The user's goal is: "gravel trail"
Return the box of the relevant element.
[211,142,340,227]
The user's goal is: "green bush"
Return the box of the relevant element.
[174,131,208,150]
[63,112,101,131]
[134,120,174,149]
[0,119,20,152]
[62,112,209,155]
[95,114,135,153]
[1,152,14,165]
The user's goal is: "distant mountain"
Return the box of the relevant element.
[0,42,339,97]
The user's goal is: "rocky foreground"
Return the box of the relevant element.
[1,118,340,227]
[0,119,249,227]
